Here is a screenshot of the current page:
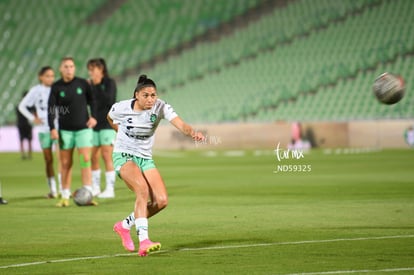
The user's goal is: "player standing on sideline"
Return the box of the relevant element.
[48,57,97,207]
[87,58,117,198]
[16,91,34,160]
[18,66,62,198]
[108,75,204,256]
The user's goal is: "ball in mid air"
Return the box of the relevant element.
[373,72,405,105]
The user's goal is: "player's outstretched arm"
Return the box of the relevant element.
[170,116,204,141]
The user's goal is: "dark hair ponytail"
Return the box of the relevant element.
[133,74,156,97]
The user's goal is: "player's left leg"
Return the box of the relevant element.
[75,129,95,196]
[98,129,116,198]
[78,147,93,189]
[91,145,101,196]
[42,148,57,198]
[54,143,62,196]
[39,132,57,198]
[143,168,168,218]
[98,144,115,198]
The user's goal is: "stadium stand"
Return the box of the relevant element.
[0,0,413,125]
[0,0,261,125]
[133,0,413,123]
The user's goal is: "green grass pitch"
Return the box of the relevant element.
[0,149,413,274]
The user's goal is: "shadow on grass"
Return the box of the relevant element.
[4,196,47,203]
[171,237,268,251]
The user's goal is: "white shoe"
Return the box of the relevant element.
[92,186,101,197]
[98,188,114,198]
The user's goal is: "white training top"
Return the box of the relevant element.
[109,98,178,159]
[18,84,54,133]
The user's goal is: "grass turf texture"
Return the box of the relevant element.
[0,149,413,274]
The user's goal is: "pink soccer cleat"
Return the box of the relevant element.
[138,239,161,257]
[113,222,135,252]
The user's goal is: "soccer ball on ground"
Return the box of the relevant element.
[373,72,405,105]
[73,187,93,206]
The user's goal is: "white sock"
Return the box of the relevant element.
[122,212,135,230]
[83,185,93,193]
[48,177,57,194]
[104,171,115,191]
[61,189,71,199]
[135,218,149,242]
[92,169,101,189]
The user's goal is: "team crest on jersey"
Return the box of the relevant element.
[59,91,65,97]
[77,87,83,95]
[150,114,157,123]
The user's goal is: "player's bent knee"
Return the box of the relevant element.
[156,195,168,209]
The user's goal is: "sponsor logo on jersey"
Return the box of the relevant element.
[150,114,157,123]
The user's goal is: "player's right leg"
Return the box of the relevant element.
[56,148,73,207]
[54,143,62,196]
[40,131,58,198]
[56,130,75,207]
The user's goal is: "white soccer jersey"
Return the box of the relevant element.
[109,98,178,159]
[18,84,54,133]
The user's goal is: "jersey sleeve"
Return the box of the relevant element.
[108,102,122,125]
[162,101,178,121]
[18,88,37,122]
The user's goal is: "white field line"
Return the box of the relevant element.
[179,234,414,251]
[282,267,414,275]
[0,234,413,270]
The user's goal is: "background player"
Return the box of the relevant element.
[108,75,204,256]
[48,57,97,207]
[16,91,33,160]
[87,58,117,198]
[18,66,62,198]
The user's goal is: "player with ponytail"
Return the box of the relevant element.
[108,74,204,256]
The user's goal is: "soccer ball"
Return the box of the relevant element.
[373,72,405,105]
[73,187,93,206]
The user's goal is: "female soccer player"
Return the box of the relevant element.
[108,75,204,256]
[16,91,33,160]
[48,57,97,207]
[87,58,117,198]
[18,67,62,198]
